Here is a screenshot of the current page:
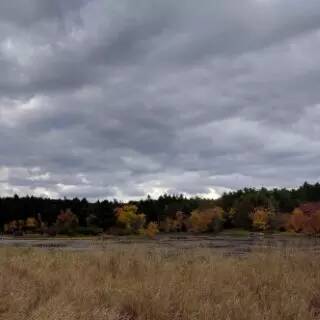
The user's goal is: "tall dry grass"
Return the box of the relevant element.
[0,245,320,320]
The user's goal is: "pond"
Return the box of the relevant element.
[1,233,320,255]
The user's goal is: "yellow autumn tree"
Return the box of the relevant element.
[25,217,39,232]
[250,208,272,231]
[115,204,146,234]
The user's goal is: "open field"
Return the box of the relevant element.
[1,245,320,320]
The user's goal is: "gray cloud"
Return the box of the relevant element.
[1,0,320,200]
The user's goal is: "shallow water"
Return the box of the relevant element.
[1,233,320,255]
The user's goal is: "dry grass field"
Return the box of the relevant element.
[0,245,320,320]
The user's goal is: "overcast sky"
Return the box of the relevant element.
[1,0,320,200]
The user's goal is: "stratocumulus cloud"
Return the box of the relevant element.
[1,0,320,200]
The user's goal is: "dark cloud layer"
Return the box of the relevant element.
[1,0,320,200]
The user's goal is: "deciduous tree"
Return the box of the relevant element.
[250,208,272,231]
[56,209,79,233]
[288,208,308,233]
[189,207,224,233]
[115,204,146,234]
[145,222,159,239]
[303,210,320,235]
[25,217,39,232]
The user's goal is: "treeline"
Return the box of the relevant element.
[1,182,320,236]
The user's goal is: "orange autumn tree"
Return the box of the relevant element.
[309,210,320,234]
[286,207,320,235]
[160,211,188,232]
[302,210,320,235]
[275,213,291,231]
[145,222,159,239]
[189,207,224,233]
[287,208,308,233]
[56,208,79,233]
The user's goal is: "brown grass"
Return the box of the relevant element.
[0,246,320,320]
